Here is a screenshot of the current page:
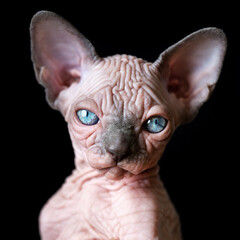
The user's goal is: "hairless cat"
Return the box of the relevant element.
[30,11,227,240]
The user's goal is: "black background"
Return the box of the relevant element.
[5,2,238,239]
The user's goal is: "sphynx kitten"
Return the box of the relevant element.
[30,11,227,240]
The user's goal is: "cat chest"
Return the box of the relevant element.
[39,180,180,239]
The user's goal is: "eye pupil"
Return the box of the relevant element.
[76,109,99,125]
[144,116,167,133]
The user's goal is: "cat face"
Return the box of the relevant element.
[60,55,175,179]
[30,11,226,180]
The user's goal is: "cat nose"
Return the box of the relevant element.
[105,140,130,161]
[102,119,136,161]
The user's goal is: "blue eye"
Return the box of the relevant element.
[144,116,167,133]
[76,109,99,125]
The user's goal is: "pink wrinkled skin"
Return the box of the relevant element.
[30,11,227,239]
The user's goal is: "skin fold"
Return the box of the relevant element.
[30,11,227,240]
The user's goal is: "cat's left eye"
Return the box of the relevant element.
[144,116,167,133]
[76,109,99,125]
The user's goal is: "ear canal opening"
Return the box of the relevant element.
[167,76,190,99]
[60,68,81,88]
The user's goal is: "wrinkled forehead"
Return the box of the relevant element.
[63,54,169,120]
[83,54,166,101]
[83,54,153,89]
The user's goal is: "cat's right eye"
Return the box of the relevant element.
[76,109,99,125]
[144,116,167,133]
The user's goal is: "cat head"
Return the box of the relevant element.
[30,11,227,180]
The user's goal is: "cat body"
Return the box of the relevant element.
[40,166,180,239]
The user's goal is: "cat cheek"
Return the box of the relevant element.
[85,130,97,148]
[150,148,166,166]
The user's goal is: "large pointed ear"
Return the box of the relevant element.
[152,28,227,124]
[30,11,99,108]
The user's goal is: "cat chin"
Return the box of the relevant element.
[100,164,156,181]
[96,162,149,181]
[103,167,127,180]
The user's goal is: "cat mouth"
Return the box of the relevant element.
[87,147,149,179]
[98,159,148,180]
